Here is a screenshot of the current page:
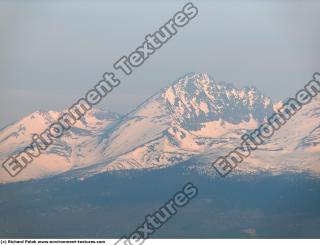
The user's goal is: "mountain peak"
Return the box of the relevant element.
[160,72,274,130]
[170,72,213,89]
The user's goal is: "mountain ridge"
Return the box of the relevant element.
[0,72,319,184]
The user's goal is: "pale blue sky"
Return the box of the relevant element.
[0,0,319,127]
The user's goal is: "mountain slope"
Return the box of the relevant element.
[0,109,120,183]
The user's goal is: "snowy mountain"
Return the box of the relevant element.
[0,73,319,184]
[0,109,121,183]
[89,73,273,172]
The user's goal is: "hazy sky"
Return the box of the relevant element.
[1,0,319,127]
